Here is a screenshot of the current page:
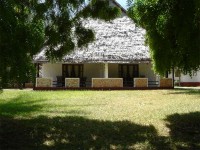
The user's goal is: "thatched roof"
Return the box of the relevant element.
[34,2,150,64]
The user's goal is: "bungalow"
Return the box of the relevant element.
[33,0,173,89]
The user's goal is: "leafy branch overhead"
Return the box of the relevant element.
[42,0,121,61]
[128,0,200,75]
[0,0,121,87]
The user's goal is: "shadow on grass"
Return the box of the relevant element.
[168,89,200,95]
[0,95,90,117]
[0,116,173,150]
[0,95,44,117]
[0,94,173,149]
[166,112,200,150]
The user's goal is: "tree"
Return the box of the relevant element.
[0,0,121,88]
[0,0,45,88]
[128,0,200,75]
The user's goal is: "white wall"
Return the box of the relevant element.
[169,70,200,82]
[41,63,105,82]
[181,72,200,82]
[84,63,104,81]
[139,63,157,81]
[41,63,62,81]
[108,64,118,78]
[41,63,157,82]
[109,63,157,81]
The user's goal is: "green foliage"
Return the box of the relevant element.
[44,0,121,61]
[75,25,95,47]
[128,0,200,75]
[0,0,45,88]
[0,0,121,88]
[82,0,121,21]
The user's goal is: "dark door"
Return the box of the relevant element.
[62,64,86,87]
[119,64,139,87]
[62,64,83,78]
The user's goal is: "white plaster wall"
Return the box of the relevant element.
[108,64,118,78]
[169,70,200,82]
[41,63,62,81]
[85,63,145,80]
[139,63,157,81]
[139,64,146,77]
[169,71,200,82]
[84,63,103,81]
[180,73,200,82]
[41,63,157,83]
[108,63,157,81]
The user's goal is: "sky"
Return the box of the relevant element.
[116,0,127,9]
[85,0,128,9]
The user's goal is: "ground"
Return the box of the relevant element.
[0,89,200,149]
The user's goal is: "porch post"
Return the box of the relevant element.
[103,63,108,78]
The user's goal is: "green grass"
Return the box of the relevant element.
[0,89,200,149]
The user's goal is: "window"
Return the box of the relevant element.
[62,64,83,78]
[118,64,139,78]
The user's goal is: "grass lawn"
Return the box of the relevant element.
[0,89,200,149]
